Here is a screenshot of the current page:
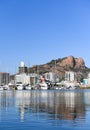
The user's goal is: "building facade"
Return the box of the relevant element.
[44,72,60,82]
[87,73,90,85]
[65,71,76,82]
[0,72,10,85]
[19,61,27,74]
[15,73,38,85]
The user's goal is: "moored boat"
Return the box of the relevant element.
[3,85,9,90]
[15,82,24,90]
[16,85,23,90]
[25,84,32,90]
[39,82,48,90]
[0,85,3,90]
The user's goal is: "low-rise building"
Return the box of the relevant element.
[15,73,38,85]
[15,73,30,85]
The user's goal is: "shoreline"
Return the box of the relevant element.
[80,85,90,89]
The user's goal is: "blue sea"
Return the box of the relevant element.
[0,90,90,130]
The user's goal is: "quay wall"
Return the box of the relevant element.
[80,85,90,89]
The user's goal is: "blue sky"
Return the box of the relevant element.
[0,0,90,74]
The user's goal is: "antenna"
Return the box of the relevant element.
[28,61,30,74]
[55,60,57,73]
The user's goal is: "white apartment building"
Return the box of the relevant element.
[15,73,30,85]
[65,71,76,82]
[44,72,60,82]
[15,73,38,85]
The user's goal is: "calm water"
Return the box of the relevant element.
[0,90,90,130]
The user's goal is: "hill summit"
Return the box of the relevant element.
[28,56,90,81]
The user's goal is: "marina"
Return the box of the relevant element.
[0,0,90,130]
[0,83,80,91]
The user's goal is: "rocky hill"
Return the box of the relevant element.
[28,56,90,81]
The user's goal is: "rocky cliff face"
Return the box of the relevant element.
[59,56,75,68]
[28,56,89,80]
[57,56,85,70]
[75,57,85,68]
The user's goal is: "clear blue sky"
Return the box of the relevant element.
[0,0,90,74]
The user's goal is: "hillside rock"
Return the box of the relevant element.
[28,56,88,80]
[75,58,85,68]
[59,56,75,69]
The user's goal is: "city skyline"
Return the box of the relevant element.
[0,0,90,74]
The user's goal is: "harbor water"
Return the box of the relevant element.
[0,89,90,130]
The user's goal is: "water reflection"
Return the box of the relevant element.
[0,90,87,123]
[14,90,85,122]
[0,91,14,109]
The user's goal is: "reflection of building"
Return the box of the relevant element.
[0,72,10,85]
[15,90,85,122]
[0,91,86,124]
[65,71,76,81]
[0,91,14,109]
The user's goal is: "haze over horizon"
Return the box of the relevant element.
[0,0,90,74]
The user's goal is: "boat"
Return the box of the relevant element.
[25,84,32,90]
[16,85,23,90]
[0,85,3,90]
[3,85,9,90]
[15,82,23,90]
[39,75,48,90]
[39,82,48,90]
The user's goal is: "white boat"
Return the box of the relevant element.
[16,82,23,90]
[3,85,9,90]
[25,84,32,90]
[0,85,3,90]
[17,85,23,90]
[39,83,48,90]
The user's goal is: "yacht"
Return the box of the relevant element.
[39,82,48,90]
[15,82,23,90]
[25,84,32,90]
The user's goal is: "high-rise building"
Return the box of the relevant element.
[0,72,10,85]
